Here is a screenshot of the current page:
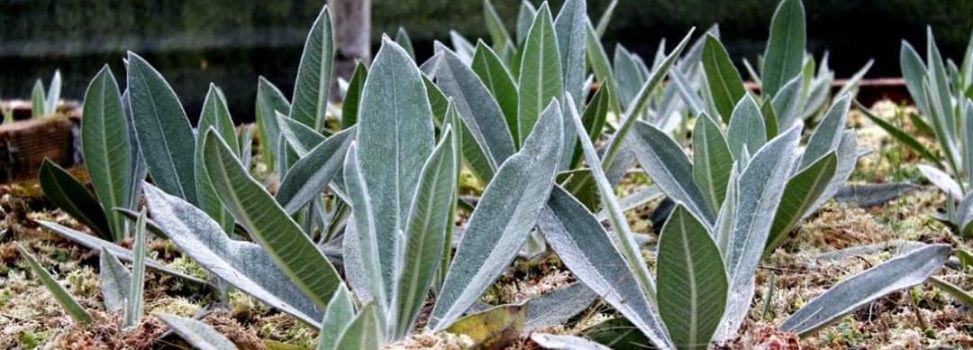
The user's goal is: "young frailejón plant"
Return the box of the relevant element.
[30,69,62,118]
[13,209,152,328]
[542,98,953,349]
[859,29,973,236]
[729,0,871,129]
[457,0,706,214]
[630,0,863,255]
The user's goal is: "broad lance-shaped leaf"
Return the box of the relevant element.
[196,86,238,234]
[396,128,458,338]
[555,0,587,112]
[82,66,134,241]
[801,95,851,168]
[436,49,515,172]
[445,303,527,349]
[585,20,616,110]
[290,5,334,130]
[256,76,291,171]
[517,3,564,146]
[718,123,802,340]
[900,42,930,119]
[424,74,449,124]
[483,0,512,52]
[567,96,656,302]
[37,221,208,286]
[472,41,519,142]
[156,313,239,350]
[31,79,45,118]
[341,147,387,308]
[341,63,367,129]
[657,206,728,350]
[143,184,323,326]
[276,126,356,214]
[121,88,147,208]
[357,38,436,303]
[524,283,598,331]
[334,303,382,350]
[692,115,733,214]
[726,95,766,159]
[630,121,714,225]
[450,30,476,61]
[99,247,131,312]
[395,27,416,59]
[926,29,955,148]
[123,209,147,328]
[39,159,113,241]
[431,101,563,331]
[603,29,694,172]
[714,162,741,255]
[781,243,951,336]
[810,131,858,212]
[765,152,837,255]
[46,70,61,114]
[761,0,805,97]
[203,130,341,310]
[278,111,326,156]
[239,125,254,170]
[539,187,672,349]
[918,164,962,199]
[516,0,537,46]
[439,95,499,184]
[570,84,612,168]
[702,34,746,122]
[614,45,646,109]
[772,76,804,130]
[531,333,611,350]
[16,243,93,324]
[127,52,197,204]
[318,285,355,350]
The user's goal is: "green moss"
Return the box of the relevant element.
[66,266,99,299]
[228,291,270,319]
[0,289,13,308]
[168,255,209,281]
[150,297,201,317]
[18,330,47,349]
[256,314,318,348]
[458,170,483,196]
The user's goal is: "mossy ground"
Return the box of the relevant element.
[1,101,972,349]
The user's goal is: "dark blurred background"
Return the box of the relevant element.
[2,0,972,123]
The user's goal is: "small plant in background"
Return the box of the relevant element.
[30,70,62,118]
[859,29,973,237]
[1,103,12,124]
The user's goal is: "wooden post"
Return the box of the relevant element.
[329,0,371,86]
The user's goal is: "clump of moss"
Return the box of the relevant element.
[228,291,271,321]
[253,313,317,348]
[167,254,209,281]
[148,296,200,318]
[66,266,100,300]
[458,170,483,196]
